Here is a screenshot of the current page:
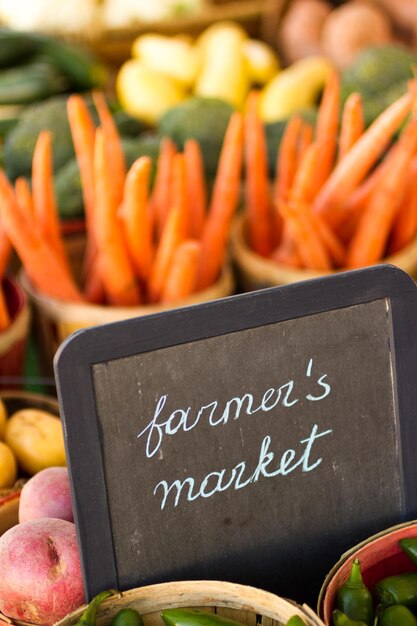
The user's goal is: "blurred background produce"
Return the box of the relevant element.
[0,0,416,394]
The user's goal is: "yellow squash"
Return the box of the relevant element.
[117,59,186,125]
[259,55,335,122]
[194,22,249,109]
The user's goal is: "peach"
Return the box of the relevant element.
[0,517,85,625]
[19,466,74,523]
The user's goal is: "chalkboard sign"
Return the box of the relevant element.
[54,265,417,605]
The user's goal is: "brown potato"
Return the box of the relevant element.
[277,0,332,64]
[321,1,393,68]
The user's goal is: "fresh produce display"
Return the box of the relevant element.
[116,21,279,124]
[332,541,417,626]
[277,0,417,68]
[0,91,243,305]
[240,69,417,272]
[2,8,417,624]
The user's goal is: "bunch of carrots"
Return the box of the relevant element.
[244,71,417,271]
[0,92,244,307]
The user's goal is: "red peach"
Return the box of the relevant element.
[19,466,74,523]
[0,518,85,625]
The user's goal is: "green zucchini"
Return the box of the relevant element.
[0,58,68,105]
[0,28,39,67]
[36,34,107,90]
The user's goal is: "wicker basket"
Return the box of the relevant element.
[230,213,417,291]
[0,277,31,390]
[317,520,417,626]
[20,262,235,375]
[55,580,325,626]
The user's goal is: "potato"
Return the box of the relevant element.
[321,1,393,68]
[5,409,66,475]
[0,518,84,625]
[278,0,332,64]
[0,441,17,489]
[19,466,74,523]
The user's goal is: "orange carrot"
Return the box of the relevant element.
[272,115,304,246]
[83,265,106,305]
[388,156,417,254]
[335,144,399,241]
[279,201,332,270]
[346,117,417,268]
[161,239,201,303]
[150,137,177,240]
[273,115,303,212]
[120,156,154,282]
[0,170,83,302]
[66,94,103,299]
[92,91,126,210]
[0,222,11,278]
[148,206,185,303]
[337,92,365,161]
[310,69,340,196]
[297,121,314,164]
[32,130,71,274]
[197,112,244,290]
[282,196,345,267]
[66,94,96,222]
[314,88,414,226]
[0,284,10,332]
[290,141,321,204]
[170,152,187,226]
[244,91,274,257]
[273,115,303,207]
[93,129,141,306]
[184,139,206,239]
[307,209,346,267]
[15,177,34,217]
[270,238,303,268]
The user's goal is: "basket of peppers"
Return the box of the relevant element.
[318,520,417,626]
[54,580,325,626]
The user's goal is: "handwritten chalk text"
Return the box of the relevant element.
[153,423,332,509]
[137,358,331,458]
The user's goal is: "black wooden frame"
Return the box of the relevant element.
[54,264,417,599]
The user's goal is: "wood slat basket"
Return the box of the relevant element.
[19,232,235,375]
[55,580,326,626]
[230,213,417,291]
[317,520,417,626]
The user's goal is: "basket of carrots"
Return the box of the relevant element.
[0,92,241,370]
[231,70,417,290]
